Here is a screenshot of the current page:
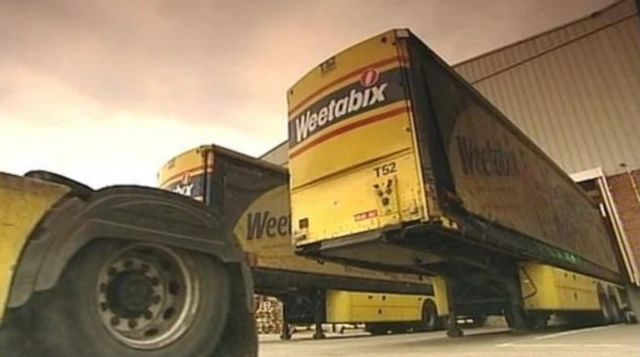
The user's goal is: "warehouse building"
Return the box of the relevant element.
[261,0,640,286]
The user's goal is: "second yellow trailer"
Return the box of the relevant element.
[157,145,452,339]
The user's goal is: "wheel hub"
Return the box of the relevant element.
[96,244,200,350]
[107,271,155,318]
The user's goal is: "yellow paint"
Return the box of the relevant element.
[325,278,448,323]
[157,145,214,201]
[287,29,430,250]
[325,290,426,323]
[287,29,404,118]
[291,148,425,244]
[0,172,70,321]
[289,100,413,188]
[518,262,621,311]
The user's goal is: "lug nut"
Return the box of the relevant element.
[111,317,121,326]
[144,310,154,320]
[128,319,138,329]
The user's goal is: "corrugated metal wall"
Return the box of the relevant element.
[262,0,640,176]
[259,139,289,166]
[455,0,640,176]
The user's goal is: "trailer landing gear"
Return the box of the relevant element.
[313,290,326,340]
[313,322,326,340]
[446,327,464,337]
[280,323,292,341]
[446,312,464,338]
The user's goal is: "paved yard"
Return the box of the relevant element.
[260,323,640,357]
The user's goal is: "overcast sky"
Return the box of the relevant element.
[0,0,616,188]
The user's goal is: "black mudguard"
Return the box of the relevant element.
[9,171,254,315]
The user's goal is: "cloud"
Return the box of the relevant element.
[0,0,616,186]
[0,64,274,187]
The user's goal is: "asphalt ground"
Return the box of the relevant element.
[259,323,640,357]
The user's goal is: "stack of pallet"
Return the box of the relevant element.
[254,295,284,335]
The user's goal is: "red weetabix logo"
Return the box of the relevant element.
[360,68,380,87]
[181,172,192,185]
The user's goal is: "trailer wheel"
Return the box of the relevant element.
[33,241,231,357]
[365,323,388,336]
[527,313,550,331]
[597,287,613,325]
[607,287,622,324]
[608,295,622,324]
[420,299,439,331]
[503,308,514,328]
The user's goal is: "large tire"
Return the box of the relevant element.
[0,305,42,357]
[365,323,388,336]
[526,313,550,331]
[597,288,614,325]
[607,287,622,324]
[503,308,512,328]
[420,299,440,332]
[608,298,622,324]
[503,306,532,332]
[389,323,408,334]
[32,240,232,357]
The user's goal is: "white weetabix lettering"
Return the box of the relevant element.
[369,83,388,105]
[295,112,310,143]
[308,112,318,131]
[335,97,348,117]
[172,183,194,197]
[327,100,336,121]
[347,89,363,112]
[293,82,390,143]
[318,107,329,125]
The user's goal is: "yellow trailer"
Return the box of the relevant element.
[286,28,636,336]
[157,145,452,339]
